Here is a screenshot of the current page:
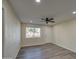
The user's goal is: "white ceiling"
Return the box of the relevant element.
[9,0,76,26]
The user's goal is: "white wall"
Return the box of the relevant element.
[21,23,53,47]
[52,19,76,52]
[43,26,54,43]
[3,0,21,59]
[21,19,76,53]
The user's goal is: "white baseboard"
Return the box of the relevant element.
[21,42,76,53]
[15,46,21,59]
[51,42,76,53]
[21,42,48,47]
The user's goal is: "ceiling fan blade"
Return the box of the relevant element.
[49,21,55,23]
[49,18,54,20]
[40,20,49,23]
[41,18,45,20]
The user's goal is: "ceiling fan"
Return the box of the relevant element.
[41,17,55,24]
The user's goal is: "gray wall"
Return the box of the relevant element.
[3,0,21,59]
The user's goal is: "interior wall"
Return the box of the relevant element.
[51,19,76,52]
[21,23,53,47]
[3,0,21,59]
[21,19,76,53]
[43,26,54,43]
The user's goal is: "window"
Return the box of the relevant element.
[26,27,40,38]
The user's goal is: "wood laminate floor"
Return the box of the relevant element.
[16,43,76,59]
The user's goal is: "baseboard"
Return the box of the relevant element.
[15,46,21,59]
[21,42,50,48]
[50,43,76,53]
[21,42,76,53]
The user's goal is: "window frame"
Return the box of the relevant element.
[26,27,41,38]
